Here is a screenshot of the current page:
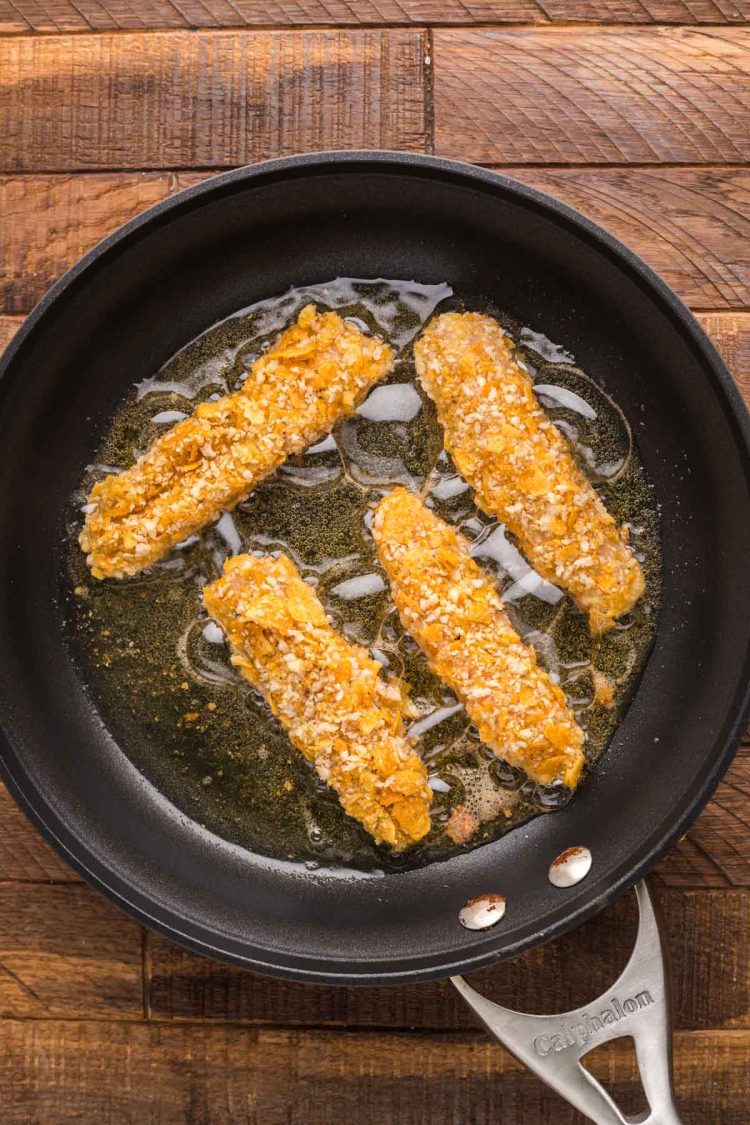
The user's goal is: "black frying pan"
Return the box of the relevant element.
[1,152,749,1116]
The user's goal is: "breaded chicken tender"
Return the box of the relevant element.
[414,312,644,634]
[203,552,432,850]
[373,488,585,789]
[81,305,394,578]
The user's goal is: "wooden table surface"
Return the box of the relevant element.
[1,3,749,1122]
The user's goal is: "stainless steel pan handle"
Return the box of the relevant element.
[452,880,682,1124]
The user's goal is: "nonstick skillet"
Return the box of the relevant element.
[1,152,749,1122]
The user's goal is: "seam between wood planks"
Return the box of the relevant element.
[0,1012,747,1035]
[3,22,750,36]
[425,28,435,156]
[141,929,152,1021]
[0,162,748,176]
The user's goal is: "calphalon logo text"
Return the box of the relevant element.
[533,992,654,1055]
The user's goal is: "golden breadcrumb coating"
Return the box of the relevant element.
[373,488,585,789]
[414,312,645,634]
[81,305,394,579]
[203,552,432,850]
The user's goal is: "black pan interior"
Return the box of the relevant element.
[0,153,748,984]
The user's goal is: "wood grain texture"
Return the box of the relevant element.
[0,783,79,882]
[3,168,748,314]
[0,30,427,172]
[0,1021,746,1124]
[508,167,750,309]
[148,889,749,1029]
[543,0,750,19]
[698,311,750,398]
[0,314,21,352]
[0,0,540,33]
[0,885,143,1018]
[434,28,750,164]
[656,746,750,889]
[0,173,176,313]
[1,0,748,33]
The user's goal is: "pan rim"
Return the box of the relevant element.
[1,150,749,985]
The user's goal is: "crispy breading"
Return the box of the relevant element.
[81,305,394,579]
[373,489,585,789]
[414,312,645,634]
[203,552,432,850]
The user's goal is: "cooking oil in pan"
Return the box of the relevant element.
[65,278,661,872]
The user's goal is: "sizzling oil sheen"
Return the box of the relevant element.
[65,278,661,871]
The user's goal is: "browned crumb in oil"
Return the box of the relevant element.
[446,805,479,844]
[592,670,615,708]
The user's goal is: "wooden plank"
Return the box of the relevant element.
[230,1029,750,1125]
[250,1029,749,1125]
[3,168,749,315]
[0,313,22,351]
[1,0,748,34]
[508,167,750,310]
[0,782,80,882]
[434,28,750,164]
[148,889,749,1029]
[0,0,541,33]
[0,1020,263,1124]
[0,0,202,31]
[0,1021,746,1124]
[698,312,750,402]
[543,0,750,19]
[0,884,143,1018]
[0,30,427,172]
[0,173,176,314]
[657,747,750,889]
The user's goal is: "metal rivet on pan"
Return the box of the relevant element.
[548,845,592,888]
[459,893,506,931]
